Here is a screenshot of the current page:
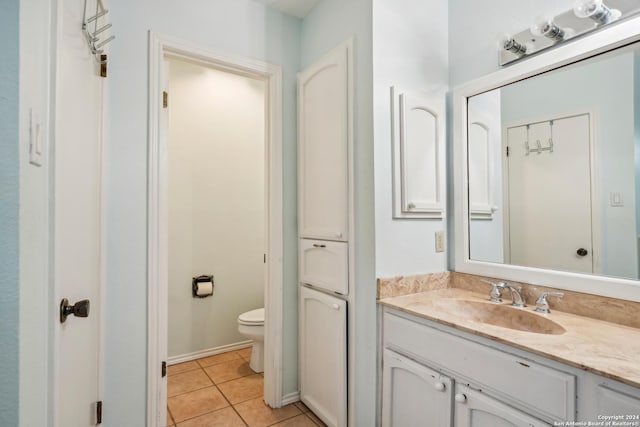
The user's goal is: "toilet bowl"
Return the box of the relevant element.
[237,307,265,373]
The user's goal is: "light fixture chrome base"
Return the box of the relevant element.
[499,0,637,66]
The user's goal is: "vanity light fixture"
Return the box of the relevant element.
[530,16,566,41]
[498,0,637,66]
[573,0,621,25]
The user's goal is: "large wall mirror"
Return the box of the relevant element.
[454,16,640,301]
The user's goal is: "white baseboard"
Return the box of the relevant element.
[281,391,301,406]
[167,341,253,365]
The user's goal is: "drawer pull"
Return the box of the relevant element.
[312,244,327,248]
[434,382,446,392]
[455,393,467,403]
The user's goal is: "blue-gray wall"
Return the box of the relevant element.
[0,0,20,425]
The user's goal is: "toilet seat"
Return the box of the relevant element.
[238,308,264,325]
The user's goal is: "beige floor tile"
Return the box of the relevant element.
[293,402,310,413]
[168,369,213,397]
[168,386,230,423]
[217,374,264,405]
[176,406,246,427]
[271,414,318,427]
[234,397,301,427]
[167,361,200,376]
[167,408,175,426]
[197,351,242,368]
[305,410,327,427]
[236,347,252,360]
[204,358,254,384]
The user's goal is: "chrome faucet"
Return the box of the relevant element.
[534,292,564,314]
[480,279,526,307]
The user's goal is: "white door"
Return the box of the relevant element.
[298,42,350,242]
[381,349,452,427]
[454,385,550,427]
[53,0,103,424]
[506,115,593,273]
[299,286,347,427]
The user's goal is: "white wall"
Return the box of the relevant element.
[500,53,637,278]
[167,59,265,357]
[300,0,376,424]
[18,0,54,425]
[106,2,300,423]
[373,0,449,277]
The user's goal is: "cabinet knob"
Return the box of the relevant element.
[335,232,343,238]
[331,303,340,310]
[455,393,467,403]
[434,382,446,392]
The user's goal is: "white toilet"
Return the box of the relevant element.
[237,307,265,373]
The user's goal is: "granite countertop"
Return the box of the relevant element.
[379,288,640,388]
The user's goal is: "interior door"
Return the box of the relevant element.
[506,114,593,273]
[53,0,103,424]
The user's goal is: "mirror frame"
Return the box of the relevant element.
[453,15,640,302]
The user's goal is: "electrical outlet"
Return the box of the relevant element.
[435,231,445,253]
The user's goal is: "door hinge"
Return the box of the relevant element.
[96,401,103,424]
[162,361,167,377]
[100,54,107,78]
[163,91,168,108]
[264,254,266,263]
[506,146,510,157]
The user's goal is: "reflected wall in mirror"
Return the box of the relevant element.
[467,42,640,281]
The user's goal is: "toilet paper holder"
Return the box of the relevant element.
[192,275,214,298]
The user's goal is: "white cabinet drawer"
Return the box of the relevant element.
[299,239,348,295]
[383,310,576,422]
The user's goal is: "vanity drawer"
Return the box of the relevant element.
[299,239,348,295]
[383,310,576,422]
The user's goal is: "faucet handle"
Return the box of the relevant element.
[480,279,508,303]
[534,292,564,314]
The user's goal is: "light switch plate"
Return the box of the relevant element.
[610,192,624,207]
[29,108,43,167]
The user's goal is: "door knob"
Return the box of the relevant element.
[455,393,467,403]
[60,298,90,323]
[576,248,588,257]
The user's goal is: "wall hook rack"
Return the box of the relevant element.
[82,0,115,77]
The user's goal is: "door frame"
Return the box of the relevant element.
[501,110,602,273]
[147,32,284,426]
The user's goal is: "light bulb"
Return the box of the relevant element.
[573,0,621,24]
[530,16,565,41]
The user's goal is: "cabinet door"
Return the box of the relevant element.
[596,385,640,418]
[299,286,347,427]
[382,349,452,427]
[454,385,550,427]
[298,41,351,241]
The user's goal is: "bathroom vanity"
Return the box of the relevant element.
[378,287,640,426]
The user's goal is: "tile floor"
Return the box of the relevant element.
[167,348,327,427]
